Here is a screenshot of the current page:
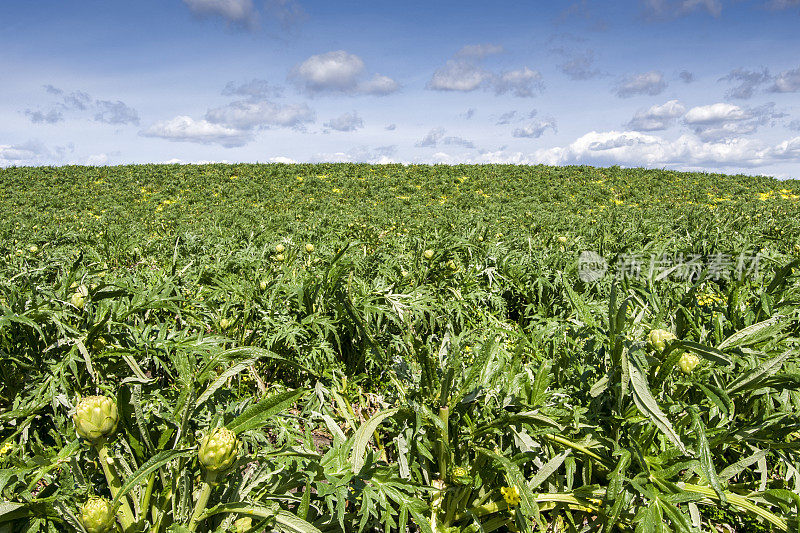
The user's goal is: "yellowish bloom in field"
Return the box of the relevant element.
[678,353,700,374]
[29,245,38,253]
[557,236,567,244]
[305,243,314,253]
[423,249,434,260]
[275,253,285,262]
[275,244,285,253]
[220,318,231,329]
[500,485,521,507]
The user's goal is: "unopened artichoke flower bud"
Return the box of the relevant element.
[198,427,238,474]
[451,466,471,485]
[648,329,677,353]
[305,243,314,253]
[74,396,118,442]
[275,244,285,254]
[80,497,116,533]
[423,249,434,260]
[678,353,701,374]
[233,517,253,533]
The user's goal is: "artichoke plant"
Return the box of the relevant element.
[73,396,118,442]
[79,497,116,533]
[647,328,677,353]
[198,427,238,474]
[678,352,701,374]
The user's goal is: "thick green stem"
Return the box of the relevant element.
[140,472,155,521]
[95,439,136,531]
[437,406,450,477]
[188,472,217,532]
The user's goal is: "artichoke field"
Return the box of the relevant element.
[0,163,799,532]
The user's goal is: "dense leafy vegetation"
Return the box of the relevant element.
[1,163,799,532]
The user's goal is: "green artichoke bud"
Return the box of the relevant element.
[678,353,701,374]
[647,329,677,353]
[80,497,116,533]
[198,427,238,474]
[74,396,118,442]
[423,249,434,260]
[450,465,471,485]
[233,517,253,533]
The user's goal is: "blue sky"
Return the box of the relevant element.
[2,0,799,177]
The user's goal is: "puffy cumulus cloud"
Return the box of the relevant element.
[269,156,297,163]
[534,129,800,169]
[358,74,400,96]
[682,102,785,141]
[428,60,490,92]
[323,111,364,132]
[24,109,64,124]
[222,79,283,99]
[205,99,314,130]
[140,116,252,148]
[94,100,140,125]
[311,145,398,164]
[512,118,557,138]
[614,71,667,98]
[289,50,399,96]
[719,68,771,99]
[182,0,258,29]
[641,0,722,19]
[415,127,474,149]
[769,66,800,93]
[626,100,686,131]
[493,67,544,97]
[428,45,542,97]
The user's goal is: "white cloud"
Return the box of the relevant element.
[626,99,686,131]
[770,67,800,93]
[269,156,297,163]
[428,46,542,97]
[512,118,557,138]
[558,51,603,81]
[534,129,800,169]
[679,70,695,83]
[415,127,474,148]
[0,141,49,164]
[427,60,489,92]
[26,85,139,126]
[140,116,251,147]
[324,111,364,132]
[205,99,314,130]
[182,0,258,29]
[359,74,401,96]
[311,145,397,163]
[614,71,667,97]
[289,50,399,96]
[494,67,544,97]
[683,102,784,141]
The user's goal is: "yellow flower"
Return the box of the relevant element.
[500,486,521,507]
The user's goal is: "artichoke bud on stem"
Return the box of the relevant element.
[73,396,135,530]
[189,427,239,531]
